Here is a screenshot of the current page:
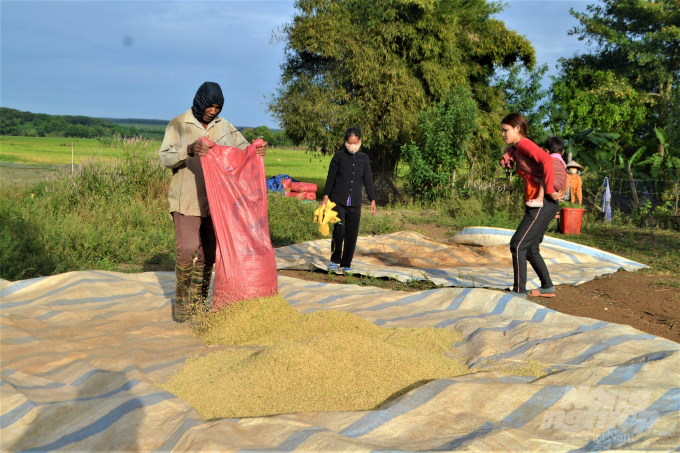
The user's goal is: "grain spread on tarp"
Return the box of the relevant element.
[162,294,467,418]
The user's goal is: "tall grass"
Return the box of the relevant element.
[0,137,372,280]
[1,137,175,280]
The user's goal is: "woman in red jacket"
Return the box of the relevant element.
[501,113,564,298]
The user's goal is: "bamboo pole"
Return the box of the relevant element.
[627,163,640,217]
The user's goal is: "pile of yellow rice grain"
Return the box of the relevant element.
[162,294,469,419]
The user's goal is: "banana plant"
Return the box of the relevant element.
[617,146,647,175]
[639,128,680,182]
[563,127,621,172]
[635,128,680,213]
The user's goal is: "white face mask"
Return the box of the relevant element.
[345,142,361,154]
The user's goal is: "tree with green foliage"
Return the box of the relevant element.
[494,61,550,143]
[245,125,276,144]
[550,68,649,153]
[550,0,679,169]
[242,126,294,148]
[402,87,478,200]
[269,0,535,182]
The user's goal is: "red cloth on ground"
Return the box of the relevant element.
[199,137,278,309]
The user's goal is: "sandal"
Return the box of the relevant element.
[527,289,556,298]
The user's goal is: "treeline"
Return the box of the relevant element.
[271,0,679,206]
[0,108,165,140]
[242,125,293,148]
[100,118,168,126]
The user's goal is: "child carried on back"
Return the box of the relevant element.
[500,137,568,208]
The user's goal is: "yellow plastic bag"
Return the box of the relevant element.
[314,201,340,236]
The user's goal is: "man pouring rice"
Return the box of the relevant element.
[159,82,267,322]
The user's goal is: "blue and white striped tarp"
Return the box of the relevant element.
[276,228,648,288]
[1,269,677,450]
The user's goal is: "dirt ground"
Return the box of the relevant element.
[278,268,680,345]
[530,272,679,343]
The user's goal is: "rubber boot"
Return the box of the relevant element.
[173,262,193,323]
[189,264,208,313]
[200,265,213,309]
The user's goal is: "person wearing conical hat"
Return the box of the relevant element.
[565,160,584,205]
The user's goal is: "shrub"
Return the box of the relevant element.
[401,87,478,200]
[267,195,323,246]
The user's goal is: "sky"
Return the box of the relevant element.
[1,0,593,128]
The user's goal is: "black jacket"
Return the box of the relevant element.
[324,148,375,207]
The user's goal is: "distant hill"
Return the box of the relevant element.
[0,108,165,140]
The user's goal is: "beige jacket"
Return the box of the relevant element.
[159,109,249,217]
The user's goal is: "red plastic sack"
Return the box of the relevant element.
[290,182,317,193]
[199,137,278,309]
[284,191,316,200]
[282,178,292,189]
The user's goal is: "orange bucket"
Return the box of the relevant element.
[559,208,585,235]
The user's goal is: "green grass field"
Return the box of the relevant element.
[0,136,120,165]
[263,148,331,195]
[0,135,331,191]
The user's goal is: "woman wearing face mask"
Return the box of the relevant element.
[321,127,377,272]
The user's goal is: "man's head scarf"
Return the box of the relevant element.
[192,82,224,124]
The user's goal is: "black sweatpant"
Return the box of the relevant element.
[330,203,361,268]
[509,197,559,293]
